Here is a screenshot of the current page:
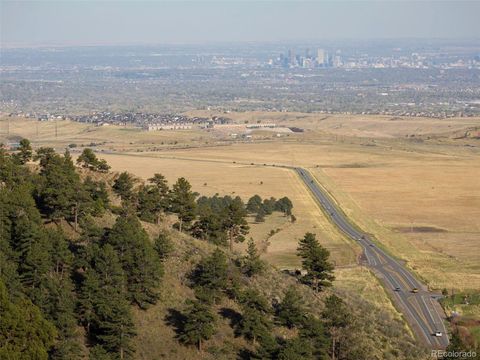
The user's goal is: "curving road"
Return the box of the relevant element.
[295,167,449,349]
[98,151,449,348]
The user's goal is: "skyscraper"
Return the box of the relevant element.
[317,49,326,66]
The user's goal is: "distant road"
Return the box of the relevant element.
[295,167,449,349]
[99,151,449,348]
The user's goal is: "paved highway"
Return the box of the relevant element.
[100,152,449,348]
[295,167,449,349]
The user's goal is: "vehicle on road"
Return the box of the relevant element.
[411,288,419,293]
[434,331,443,337]
[394,287,401,292]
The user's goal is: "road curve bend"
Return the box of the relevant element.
[295,167,449,349]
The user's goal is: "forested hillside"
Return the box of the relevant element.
[1,142,426,359]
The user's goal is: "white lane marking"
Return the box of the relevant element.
[429,297,449,345]
[421,295,436,325]
[365,250,376,266]
[402,296,433,345]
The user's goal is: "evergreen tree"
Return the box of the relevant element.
[242,238,265,277]
[190,248,228,304]
[0,279,57,360]
[178,299,217,351]
[35,150,86,226]
[299,315,329,359]
[322,294,351,360]
[77,265,100,336]
[83,177,110,216]
[40,275,83,360]
[275,197,293,216]
[113,172,136,202]
[96,159,111,172]
[137,178,169,224]
[276,286,306,328]
[254,206,266,223]
[76,148,99,170]
[87,244,136,360]
[223,196,249,251]
[148,173,170,220]
[254,334,280,360]
[170,177,196,232]
[238,289,272,345]
[191,207,227,246]
[262,197,277,215]
[246,195,263,213]
[17,138,33,164]
[296,233,335,291]
[106,215,162,308]
[89,345,115,360]
[277,337,314,360]
[154,231,174,261]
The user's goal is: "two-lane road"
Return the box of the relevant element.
[295,167,449,349]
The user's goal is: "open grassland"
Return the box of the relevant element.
[187,110,480,139]
[98,152,360,268]
[3,113,479,291]
[133,137,480,291]
[311,156,480,291]
[0,116,216,151]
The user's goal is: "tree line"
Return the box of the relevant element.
[0,142,424,359]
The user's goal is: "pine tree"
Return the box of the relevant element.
[170,177,196,232]
[191,248,228,304]
[95,290,136,360]
[88,244,136,360]
[35,150,86,225]
[137,181,169,224]
[154,231,174,261]
[178,299,216,351]
[296,233,335,291]
[246,195,263,213]
[105,215,162,308]
[254,206,266,223]
[275,197,293,216]
[242,238,265,277]
[299,315,329,359]
[77,266,100,336]
[76,148,99,170]
[96,159,111,173]
[147,173,170,223]
[17,138,33,164]
[238,289,272,345]
[191,207,227,246]
[322,294,351,360]
[0,279,57,360]
[277,337,314,360]
[223,196,249,251]
[276,286,306,328]
[112,172,136,202]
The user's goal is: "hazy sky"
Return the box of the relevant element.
[1,1,480,47]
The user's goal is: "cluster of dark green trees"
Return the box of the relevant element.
[76,148,111,172]
[1,140,430,359]
[172,232,350,359]
[0,143,166,359]
[246,194,294,223]
[110,171,293,252]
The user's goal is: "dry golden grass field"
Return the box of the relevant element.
[2,113,479,292]
[96,152,360,269]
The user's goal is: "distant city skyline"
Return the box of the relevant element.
[1,1,480,48]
